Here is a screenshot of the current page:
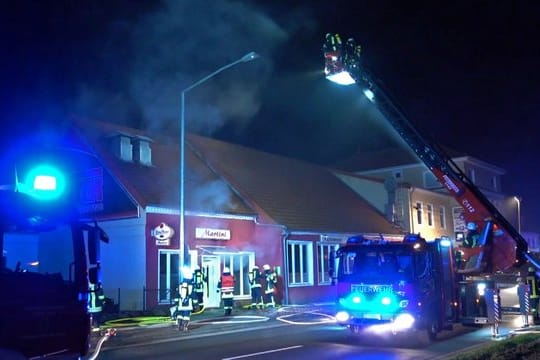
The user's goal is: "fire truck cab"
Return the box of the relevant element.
[333,234,457,340]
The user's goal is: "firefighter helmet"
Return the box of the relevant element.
[252,265,259,270]
[263,264,271,271]
[467,222,477,231]
[179,281,189,298]
[223,267,230,274]
[492,224,504,236]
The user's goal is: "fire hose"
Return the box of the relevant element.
[86,328,117,360]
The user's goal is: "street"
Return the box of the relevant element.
[93,306,525,360]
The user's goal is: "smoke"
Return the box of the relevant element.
[71,0,288,135]
[191,180,237,212]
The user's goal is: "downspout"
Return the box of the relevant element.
[281,229,290,305]
[254,218,290,306]
[409,186,415,234]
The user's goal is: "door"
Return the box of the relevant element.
[202,255,221,308]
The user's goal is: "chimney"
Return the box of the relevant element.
[132,136,153,166]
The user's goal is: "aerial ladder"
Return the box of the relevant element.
[322,32,536,275]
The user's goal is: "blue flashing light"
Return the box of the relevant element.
[381,296,391,305]
[21,164,67,201]
[477,282,486,296]
[440,238,452,247]
[339,291,400,313]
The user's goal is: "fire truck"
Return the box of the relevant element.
[323,33,538,340]
[0,133,109,359]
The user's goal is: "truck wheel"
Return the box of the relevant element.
[427,320,439,341]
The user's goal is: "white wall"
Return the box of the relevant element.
[335,173,386,213]
[99,215,147,311]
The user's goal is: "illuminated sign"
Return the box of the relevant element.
[351,284,393,293]
[195,228,230,240]
[151,223,175,246]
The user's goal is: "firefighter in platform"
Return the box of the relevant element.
[191,265,207,312]
[526,266,540,324]
[248,266,264,309]
[174,281,193,332]
[323,32,342,53]
[263,264,278,308]
[218,267,235,315]
[464,222,480,248]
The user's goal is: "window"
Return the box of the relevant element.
[287,240,314,286]
[439,206,446,229]
[427,204,434,227]
[221,252,254,298]
[158,250,179,303]
[318,243,339,284]
[415,202,423,225]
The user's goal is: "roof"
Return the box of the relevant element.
[187,134,398,234]
[334,145,466,172]
[72,119,398,235]
[72,119,255,216]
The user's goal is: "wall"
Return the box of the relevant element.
[99,215,147,311]
[145,212,283,308]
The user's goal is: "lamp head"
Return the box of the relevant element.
[241,52,260,62]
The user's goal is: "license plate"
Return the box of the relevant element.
[474,317,488,324]
[363,313,381,320]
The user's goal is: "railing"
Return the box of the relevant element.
[103,287,177,313]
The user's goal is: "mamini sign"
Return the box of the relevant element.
[196,228,231,240]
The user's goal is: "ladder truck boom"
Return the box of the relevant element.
[322,33,534,274]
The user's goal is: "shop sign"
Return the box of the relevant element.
[151,222,175,246]
[196,227,230,240]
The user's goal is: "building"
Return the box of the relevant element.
[70,119,400,310]
[334,147,524,244]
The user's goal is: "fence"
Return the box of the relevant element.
[103,287,177,313]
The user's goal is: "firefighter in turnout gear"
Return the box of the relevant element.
[527,266,540,324]
[263,264,277,308]
[463,222,480,248]
[218,267,235,315]
[248,266,264,309]
[174,281,193,332]
[192,265,207,312]
[88,282,105,329]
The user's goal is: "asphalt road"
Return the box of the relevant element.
[92,306,520,360]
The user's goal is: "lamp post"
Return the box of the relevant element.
[179,51,259,282]
[514,196,522,234]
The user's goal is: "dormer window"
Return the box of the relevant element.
[133,136,153,166]
[109,134,133,162]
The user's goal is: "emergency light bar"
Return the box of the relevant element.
[19,164,67,201]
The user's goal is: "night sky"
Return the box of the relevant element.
[1,1,539,231]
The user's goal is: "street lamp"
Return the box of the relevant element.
[514,196,522,234]
[179,51,259,281]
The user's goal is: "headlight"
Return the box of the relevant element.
[335,311,350,322]
[394,313,415,330]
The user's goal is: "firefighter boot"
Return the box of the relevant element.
[183,320,189,332]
